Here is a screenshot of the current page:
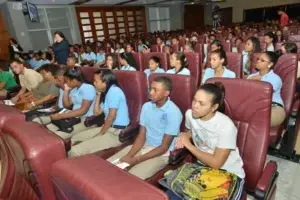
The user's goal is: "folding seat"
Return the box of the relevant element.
[204,78,278,200]
[0,104,25,128]
[185,52,201,86]
[226,52,243,78]
[132,52,143,71]
[80,67,98,84]
[151,45,160,52]
[1,120,66,200]
[146,74,196,186]
[50,155,169,200]
[142,52,169,71]
[94,71,148,158]
[172,44,179,53]
[288,34,300,42]
[222,42,232,52]
[238,42,245,53]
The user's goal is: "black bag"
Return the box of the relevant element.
[25,108,62,121]
[52,118,81,133]
[84,113,105,127]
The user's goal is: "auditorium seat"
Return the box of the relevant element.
[151,45,160,52]
[1,120,66,200]
[222,42,232,52]
[142,52,169,71]
[172,44,179,53]
[80,67,98,84]
[250,52,262,73]
[288,35,300,42]
[146,74,196,186]
[51,155,169,200]
[226,52,243,78]
[94,71,148,158]
[185,52,201,86]
[194,43,204,63]
[205,78,277,200]
[0,104,25,128]
[132,53,142,71]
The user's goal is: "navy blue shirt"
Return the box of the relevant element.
[52,40,69,64]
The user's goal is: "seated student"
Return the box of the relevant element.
[264,32,276,52]
[279,43,299,78]
[77,45,85,65]
[45,67,96,139]
[101,53,119,70]
[0,65,17,97]
[203,40,224,68]
[68,70,130,157]
[141,44,151,54]
[106,76,182,180]
[144,56,165,80]
[165,83,245,200]
[69,45,78,58]
[82,45,97,64]
[248,52,285,127]
[119,53,137,71]
[183,43,194,53]
[96,47,106,66]
[10,59,43,103]
[242,37,261,75]
[32,51,50,70]
[232,37,243,52]
[125,43,137,68]
[115,43,125,54]
[163,45,173,56]
[166,52,190,75]
[15,64,60,111]
[202,49,236,84]
[66,56,79,69]
[41,52,51,64]
[137,39,145,52]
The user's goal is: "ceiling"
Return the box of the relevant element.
[26,0,187,5]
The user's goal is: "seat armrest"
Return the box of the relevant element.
[119,124,139,143]
[169,148,188,165]
[64,139,71,153]
[254,161,278,200]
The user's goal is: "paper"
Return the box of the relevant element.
[4,100,15,106]
[111,159,130,169]
[37,108,55,113]
[58,108,71,114]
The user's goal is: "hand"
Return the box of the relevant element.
[11,96,19,104]
[120,155,139,166]
[25,103,34,110]
[63,84,71,91]
[50,113,60,121]
[175,137,184,149]
[179,132,192,147]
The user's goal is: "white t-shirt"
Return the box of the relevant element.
[185,109,245,178]
[267,44,275,52]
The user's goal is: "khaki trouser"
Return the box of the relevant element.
[271,106,286,127]
[33,116,52,125]
[107,145,169,180]
[68,126,122,157]
[297,61,300,79]
[0,89,7,97]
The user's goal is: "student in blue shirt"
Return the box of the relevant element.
[137,39,144,52]
[144,56,165,80]
[166,52,190,75]
[101,53,119,70]
[242,37,261,75]
[96,47,106,66]
[119,53,137,71]
[68,70,130,157]
[82,45,97,65]
[203,40,224,69]
[46,67,96,140]
[264,32,276,52]
[248,51,285,127]
[202,49,236,84]
[106,76,183,180]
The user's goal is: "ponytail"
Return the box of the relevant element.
[173,51,188,74]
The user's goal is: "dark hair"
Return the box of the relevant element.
[149,56,161,66]
[211,49,228,66]
[173,51,188,74]
[64,67,84,82]
[153,76,172,93]
[210,40,224,50]
[54,66,67,77]
[119,52,130,65]
[247,37,261,53]
[105,53,119,70]
[264,32,277,44]
[9,38,18,44]
[37,63,59,75]
[54,31,65,40]
[68,56,78,63]
[95,69,119,103]
[209,34,216,39]
[282,43,298,53]
[9,59,24,65]
[235,37,243,43]
[264,51,279,69]
[199,82,225,113]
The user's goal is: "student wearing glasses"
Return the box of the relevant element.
[248,51,285,127]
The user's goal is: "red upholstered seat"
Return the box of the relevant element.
[288,34,300,42]
[222,42,232,52]
[132,53,142,71]
[142,52,169,71]
[194,43,204,63]
[151,45,160,52]
[185,52,201,86]
[206,78,277,199]
[50,155,169,200]
[1,120,66,200]
[250,52,262,74]
[80,67,98,84]
[0,104,25,128]
[226,52,243,78]
[172,44,179,53]
[94,71,148,158]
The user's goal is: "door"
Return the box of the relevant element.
[0,11,9,60]
[184,5,204,33]
[219,7,232,26]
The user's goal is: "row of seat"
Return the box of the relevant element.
[0,70,290,200]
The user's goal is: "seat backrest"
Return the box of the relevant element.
[250,52,262,73]
[114,71,148,126]
[132,53,142,72]
[142,52,168,71]
[151,45,160,52]
[273,53,298,114]
[172,44,179,53]
[222,42,232,52]
[275,42,283,51]
[80,67,98,84]
[1,120,66,200]
[194,43,204,62]
[206,78,272,192]
[238,43,245,53]
[51,155,169,200]
[185,52,201,86]
[226,52,243,78]
[288,34,300,42]
[149,74,196,131]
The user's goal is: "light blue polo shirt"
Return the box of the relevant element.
[58,88,64,109]
[202,67,236,84]
[248,70,284,106]
[140,99,183,151]
[69,83,96,117]
[83,52,96,62]
[32,59,51,70]
[138,44,144,52]
[96,53,105,64]
[144,67,165,80]
[120,65,136,71]
[100,85,130,126]
[166,68,190,76]
[242,51,249,74]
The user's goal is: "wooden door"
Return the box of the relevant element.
[0,11,9,60]
[220,7,233,26]
[184,5,204,33]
